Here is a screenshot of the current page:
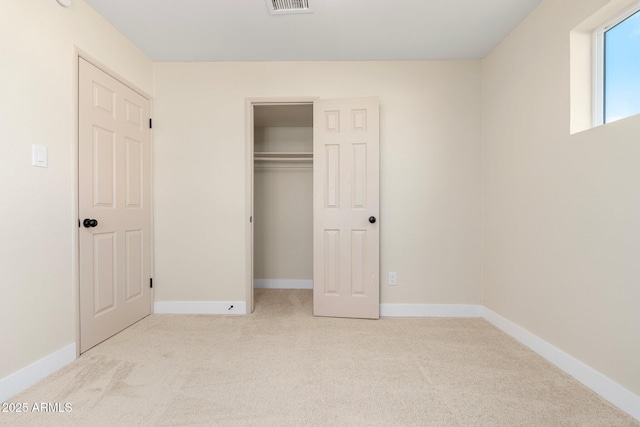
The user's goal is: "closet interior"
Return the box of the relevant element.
[253,104,314,299]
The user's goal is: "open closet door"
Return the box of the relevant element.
[313,97,380,319]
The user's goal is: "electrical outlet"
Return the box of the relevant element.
[388,272,397,286]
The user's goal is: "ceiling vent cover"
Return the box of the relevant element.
[267,0,312,15]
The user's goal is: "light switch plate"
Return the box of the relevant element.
[32,145,48,168]
[388,272,397,286]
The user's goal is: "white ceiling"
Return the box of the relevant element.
[84,0,541,61]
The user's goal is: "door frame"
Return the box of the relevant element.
[73,48,155,356]
[245,97,318,314]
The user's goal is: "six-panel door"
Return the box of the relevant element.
[78,58,152,352]
[313,98,380,319]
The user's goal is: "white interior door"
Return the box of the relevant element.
[313,97,380,319]
[78,58,152,352]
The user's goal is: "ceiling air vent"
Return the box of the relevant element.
[266,0,312,15]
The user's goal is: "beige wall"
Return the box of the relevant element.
[4,0,638,408]
[0,1,152,379]
[4,0,638,407]
[153,61,483,304]
[254,127,313,280]
[483,0,640,396]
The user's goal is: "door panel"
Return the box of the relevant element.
[125,229,144,300]
[79,58,151,352]
[93,232,116,315]
[93,127,116,207]
[125,137,144,207]
[313,97,380,319]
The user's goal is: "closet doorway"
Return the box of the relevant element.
[246,97,381,319]
[253,102,314,301]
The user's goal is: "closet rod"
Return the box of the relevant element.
[254,157,313,162]
[255,165,311,169]
[254,151,312,155]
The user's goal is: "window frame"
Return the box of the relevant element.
[593,1,640,126]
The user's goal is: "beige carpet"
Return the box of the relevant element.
[1,289,637,426]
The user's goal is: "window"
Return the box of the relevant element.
[594,3,640,125]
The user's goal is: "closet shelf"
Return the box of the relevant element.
[254,152,313,162]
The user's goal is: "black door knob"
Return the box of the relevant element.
[368,216,376,224]
[83,219,99,228]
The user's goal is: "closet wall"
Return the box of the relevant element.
[253,105,313,287]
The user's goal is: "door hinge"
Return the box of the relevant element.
[149,118,152,129]
[78,219,80,228]
[250,216,252,223]
[150,278,153,289]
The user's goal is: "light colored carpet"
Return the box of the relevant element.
[1,289,637,426]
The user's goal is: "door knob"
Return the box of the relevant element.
[83,218,98,228]
[368,216,376,224]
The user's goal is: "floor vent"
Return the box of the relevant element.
[267,0,312,15]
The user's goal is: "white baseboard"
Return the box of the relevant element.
[380,303,482,317]
[254,279,313,289]
[482,308,640,422]
[154,301,247,315]
[0,343,76,403]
